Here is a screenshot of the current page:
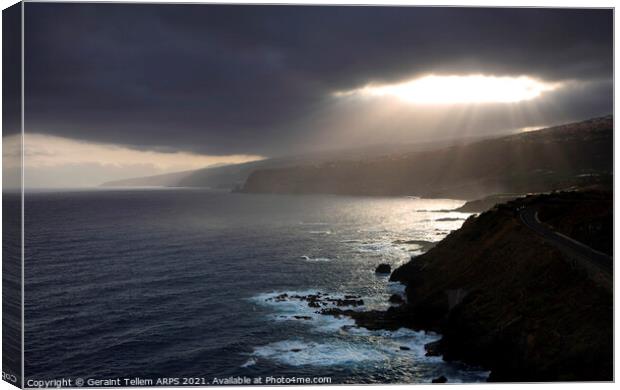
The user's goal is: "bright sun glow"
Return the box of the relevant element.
[334,74,560,104]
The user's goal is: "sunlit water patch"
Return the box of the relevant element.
[24,190,484,383]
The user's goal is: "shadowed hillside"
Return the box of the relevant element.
[241,116,612,199]
[100,138,477,189]
[387,190,612,381]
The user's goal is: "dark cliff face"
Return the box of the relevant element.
[241,116,613,199]
[453,194,523,212]
[390,191,613,381]
[537,190,613,256]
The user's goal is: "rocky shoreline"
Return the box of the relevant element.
[304,190,612,382]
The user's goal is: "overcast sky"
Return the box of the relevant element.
[10,3,614,186]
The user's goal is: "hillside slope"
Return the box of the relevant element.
[99,135,510,189]
[389,190,612,381]
[241,116,612,199]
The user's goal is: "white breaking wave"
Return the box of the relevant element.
[251,339,389,367]
[308,230,332,235]
[356,242,391,253]
[300,255,332,262]
[240,358,256,368]
[247,289,490,381]
[251,290,359,332]
[247,328,446,368]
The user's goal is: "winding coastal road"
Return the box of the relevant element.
[519,207,613,276]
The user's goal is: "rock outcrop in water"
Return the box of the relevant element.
[432,376,448,383]
[266,293,365,308]
[388,294,404,304]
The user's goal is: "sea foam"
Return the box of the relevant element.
[300,255,332,262]
[248,289,489,381]
[251,339,388,367]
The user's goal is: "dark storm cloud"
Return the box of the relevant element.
[23,3,612,156]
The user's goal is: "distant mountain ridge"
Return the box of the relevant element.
[101,169,196,188]
[240,116,613,199]
[100,137,485,189]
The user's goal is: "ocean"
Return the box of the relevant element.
[23,189,489,384]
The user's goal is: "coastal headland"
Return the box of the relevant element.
[319,189,613,381]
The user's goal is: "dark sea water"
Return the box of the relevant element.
[24,189,488,384]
